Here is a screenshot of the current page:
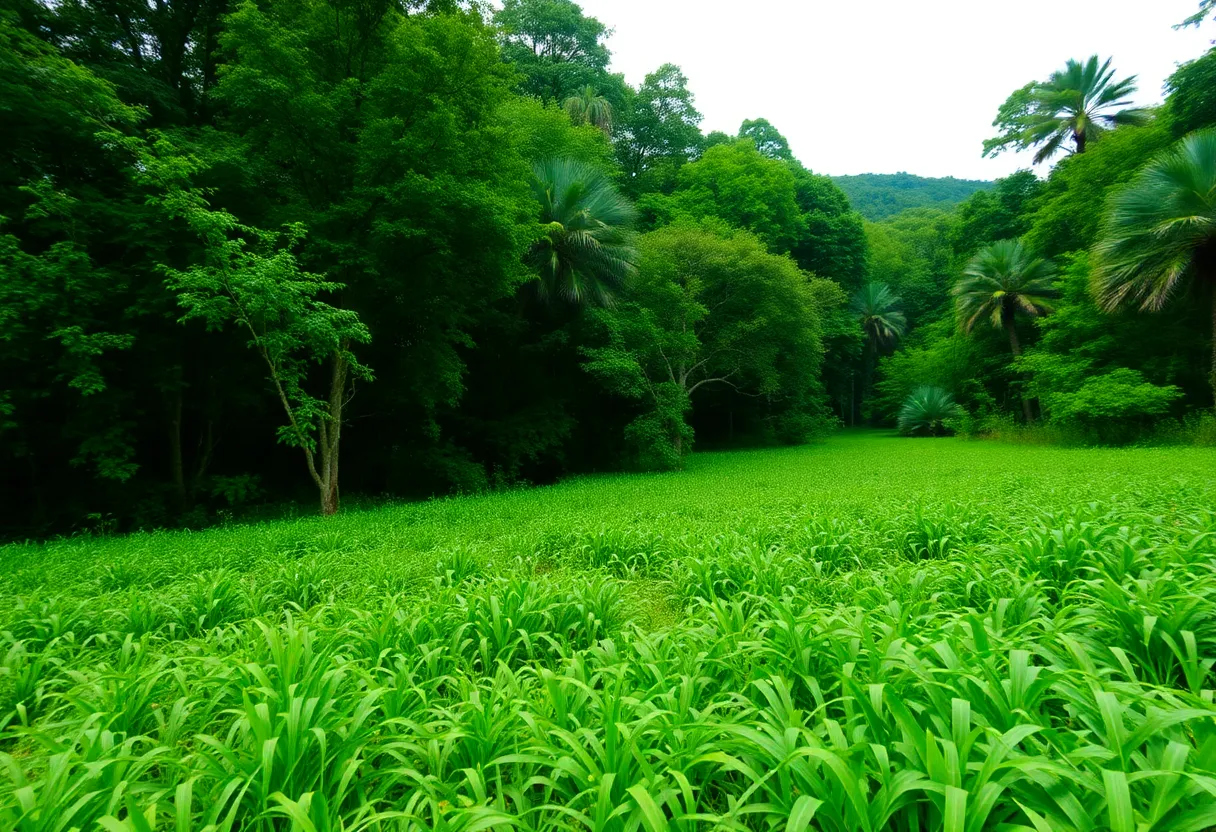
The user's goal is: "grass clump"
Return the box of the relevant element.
[3,433,1216,829]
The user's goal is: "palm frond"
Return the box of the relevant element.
[955,240,1056,333]
[529,158,638,307]
[1093,130,1216,313]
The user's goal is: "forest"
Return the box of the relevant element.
[829,173,992,221]
[8,2,1216,829]
[2,0,1216,537]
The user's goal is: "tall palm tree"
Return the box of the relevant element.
[955,240,1056,422]
[529,158,638,306]
[563,86,613,135]
[851,283,906,422]
[1091,129,1216,403]
[997,56,1149,164]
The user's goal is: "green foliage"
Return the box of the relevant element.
[529,158,639,305]
[494,0,613,103]
[1092,129,1216,314]
[1165,47,1216,137]
[614,63,703,195]
[952,170,1044,258]
[562,85,613,133]
[852,283,907,345]
[984,55,1148,162]
[1022,252,1207,420]
[662,141,804,252]
[6,436,1216,828]
[1025,121,1173,257]
[1020,355,1182,442]
[955,240,1056,337]
[582,223,835,467]
[738,117,792,160]
[897,385,965,435]
[831,173,992,220]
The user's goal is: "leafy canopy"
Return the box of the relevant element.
[529,158,639,306]
[1091,129,1216,313]
[984,56,1148,163]
[955,240,1056,335]
[852,284,907,346]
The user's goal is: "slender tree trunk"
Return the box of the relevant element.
[1003,310,1035,424]
[1074,129,1087,154]
[316,349,349,516]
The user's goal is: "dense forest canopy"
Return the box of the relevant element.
[3,0,1216,536]
[830,173,993,220]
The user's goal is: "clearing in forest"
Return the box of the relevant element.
[3,433,1216,829]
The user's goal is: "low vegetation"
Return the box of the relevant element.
[4,435,1216,829]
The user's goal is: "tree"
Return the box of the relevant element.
[529,158,639,306]
[582,222,835,467]
[738,118,792,160]
[853,284,907,346]
[615,63,703,194]
[1091,130,1216,404]
[984,56,1148,163]
[663,141,804,253]
[494,0,613,103]
[216,0,539,499]
[788,161,868,290]
[563,86,613,134]
[1165,47,1216,138]
[852,283,906,420]
[149,149,371,516]
[955,240,1056,421]
[1023,122,1171,257]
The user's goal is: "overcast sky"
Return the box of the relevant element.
[573,0,1214,180]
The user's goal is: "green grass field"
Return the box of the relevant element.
[4,433,1216,830]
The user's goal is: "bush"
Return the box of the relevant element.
[898,386,965,436]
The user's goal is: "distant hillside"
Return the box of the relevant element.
[830,173,993,220]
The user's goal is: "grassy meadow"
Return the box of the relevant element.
[4,433,1216,830]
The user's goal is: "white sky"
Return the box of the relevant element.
[575,0,1214,180]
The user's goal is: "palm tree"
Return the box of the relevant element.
[563,86,613,135]
[529,158,638,306]
[852,283,907,346]
[1091,129,1216,403]
[955,239,1056,422]
[851,283,906,421]
[992,56,1148,164]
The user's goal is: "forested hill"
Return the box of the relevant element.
[830,173,993,220]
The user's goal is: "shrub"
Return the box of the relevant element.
[897,386,965,435]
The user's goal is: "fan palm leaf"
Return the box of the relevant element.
[898,386,965,436]
[994,56,1149,164]
[529,158,638,306]
[851,283,907,345]
[955,240,1056,341]
[563,86,613,135]
[1092,129,1216,400]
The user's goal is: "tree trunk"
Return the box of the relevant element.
[316,349,349,516]
[1003,310,1035,424]
[1074,129,1087,154]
